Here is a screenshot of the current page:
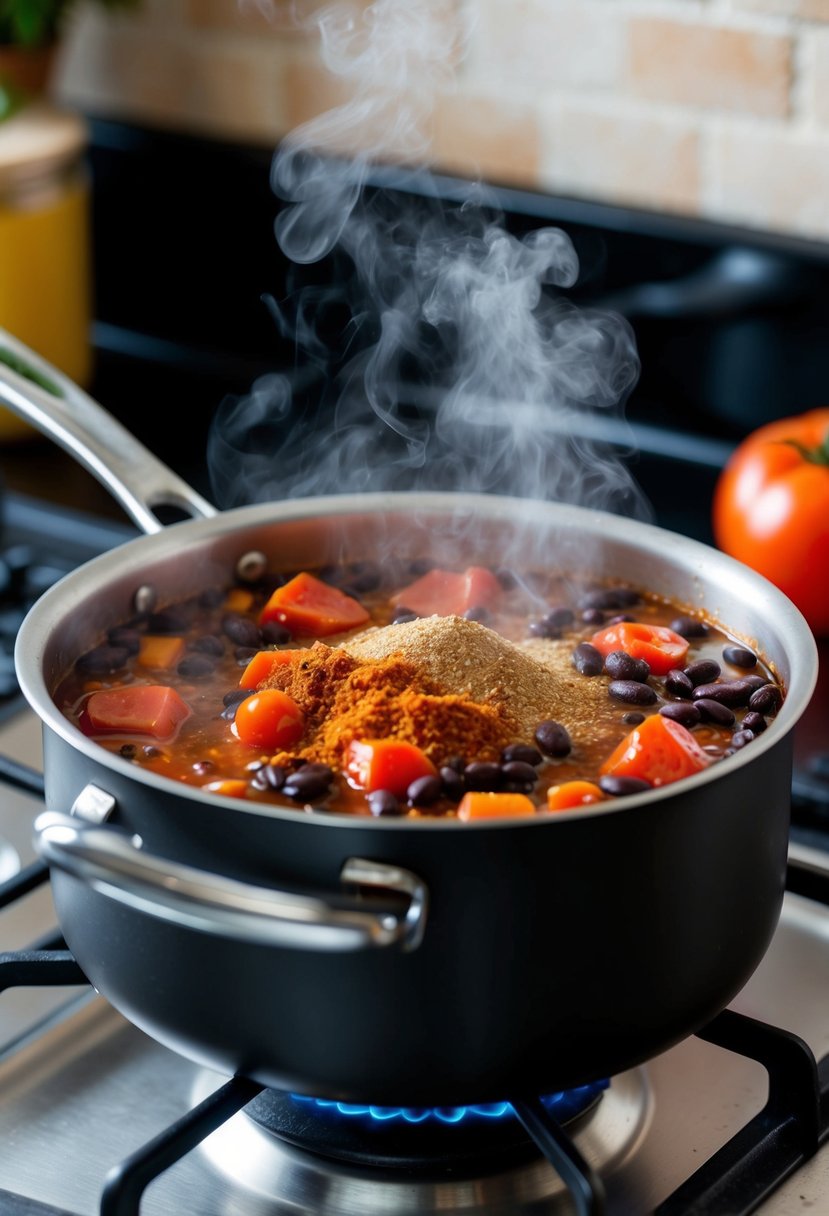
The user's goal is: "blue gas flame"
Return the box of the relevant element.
[292,1079,609,1126]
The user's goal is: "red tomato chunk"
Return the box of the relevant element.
[81,685,191,741]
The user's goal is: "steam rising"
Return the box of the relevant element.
[208,0,648,520]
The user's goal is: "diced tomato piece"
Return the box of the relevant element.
[239,648,314,689]
[81,685,191,741]
[546,780,605,811]
[392,566,501,618]
[137,635,185,670]
[232,690,305,750]
[345,738,436,798]
[457,792,537,820]
[590,621,689,676]
[600,713,712,787]
[260,572,370,637]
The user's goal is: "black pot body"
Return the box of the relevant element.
[18,494,816,1107]
[44,721,792,1106]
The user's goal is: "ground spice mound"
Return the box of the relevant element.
[340,616,576,742]
[260,639,516,768]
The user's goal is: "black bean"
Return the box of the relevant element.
[261,621,292,645]
[224,687,255,707]
[604,650,651,683]
[344,562,382,594]
[76,645,132,675]
[119,743,137,759]
[191,634,225,656]
[106,627,141,655]
[608,680,657,706]
[367,789,403,817]
[235,647,258,665]
[723,645,757,669]
[297,763,336,778]
[691,680,753,707]
[534,720,572,758]
[669,615,709,639]
[443,754,466,774]
[664,668,694,699]
[501,743,543,766]
[607,613,635,626]
[282,768,333,802]
[530,607,574,637]
[251,763,286,791]
[529,616,560,639]
[695,698,736,727]
[440,766,465,800]
[579,586,639,611]
[660,702,701,728]
[198,586,225,609]
[143,745,161,758]
[177,655,215,679]
[684,659,721,687]
[222,614,262,648]
[749,684,783,715]
[464,605,491,624]
[463,761,503,791]
[500,760,538,789]
[192,759,215,776]
[598,775,652,797]
[731,729,755,749]
[572,642,604,676]
[392,609,419,624]
[622,711,645,725]
[147,609,190,634]
[742,711,767,734]
[407,775,442,806]
[581,607,605,626]
[742,674,770,690]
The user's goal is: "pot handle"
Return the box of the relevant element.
[34,810,428,953]
[0,327,217,535]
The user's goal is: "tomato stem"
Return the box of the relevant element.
[780,436,829,467]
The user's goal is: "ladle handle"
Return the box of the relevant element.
[36,809,428,953]
[0,327,217,534]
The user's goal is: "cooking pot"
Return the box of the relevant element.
[0,327,818,1107]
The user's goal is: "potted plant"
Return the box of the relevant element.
[0,0,139,117]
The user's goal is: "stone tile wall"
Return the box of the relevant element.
[52,0,829,240]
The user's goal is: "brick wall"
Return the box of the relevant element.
[53,0,829,241]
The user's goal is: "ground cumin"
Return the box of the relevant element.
[260,616,614,771]
[260,639,517,769]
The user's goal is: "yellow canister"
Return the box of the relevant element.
[0,101,91,440]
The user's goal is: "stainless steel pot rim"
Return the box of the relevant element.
[14,490,819,829]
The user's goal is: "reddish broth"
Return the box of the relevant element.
[52,561,783,819]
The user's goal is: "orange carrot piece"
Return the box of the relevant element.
[546,780,605,811]
[239,648,314,689]
[202,779,248,799]
[260,572,370,637]
[223,588,254,613]
[345,738,436,798]
[600,713,712,787]
[457,792,537,820]
[81,685,191,740]
[137,635,185,670]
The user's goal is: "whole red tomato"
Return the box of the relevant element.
[712,408,829,636]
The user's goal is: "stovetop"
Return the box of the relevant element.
[0,490,826,1215]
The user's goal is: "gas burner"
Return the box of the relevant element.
[192,1069,652,1215]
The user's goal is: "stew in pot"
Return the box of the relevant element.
[52,558,784,819]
